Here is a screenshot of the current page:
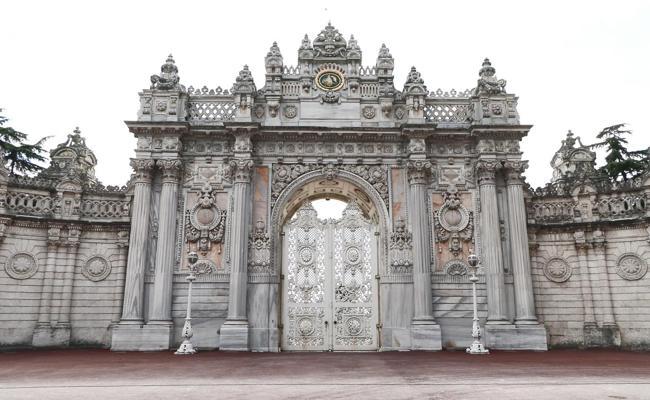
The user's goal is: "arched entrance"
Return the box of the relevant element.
[273,172,388,351]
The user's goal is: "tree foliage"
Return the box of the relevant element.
[0,110,49,175]
[589,123,648,182]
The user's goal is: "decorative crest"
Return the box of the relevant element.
[233,65,257,94]
[265,42,283,67]
[313,22,347,58]
[473,58,506,96]
[150,54,182,90]
[403,66,427,94]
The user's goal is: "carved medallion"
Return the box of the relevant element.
[543,257,572,283]
[362,106,376,119]
[5,253,38,280]
[82,256,111,282]
[185,183,226,253]
[616,253,647,281]
[315,69,344,92]
[284,105,298,119]
[434,190,473,257]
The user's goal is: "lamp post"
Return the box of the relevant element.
[175,251,202,355]
[466,251,489,355]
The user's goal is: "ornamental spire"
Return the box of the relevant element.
[473,58,506,96]
[150,54,181,90]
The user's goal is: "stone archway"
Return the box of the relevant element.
[270,169,391,351]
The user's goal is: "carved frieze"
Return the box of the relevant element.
[434,190,473,257]
[185,183,227,253]
[270,163,390,209]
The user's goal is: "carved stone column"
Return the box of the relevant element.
[147,159,182,345]
[32,224,63,347]
[55,226,81,346]
[504,161,538,324]
[590,230,620,346]
[476,160,509,324]
[406,159,441,350]
[574,232,597,327]
[220,157,254,350]
[111,159,154,351]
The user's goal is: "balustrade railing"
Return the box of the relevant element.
[528,200,577,224]
[593,194,647,219]
[424,101,472,123]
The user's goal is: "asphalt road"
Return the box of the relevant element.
[1,349,649,399]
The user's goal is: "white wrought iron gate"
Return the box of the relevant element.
[281,201,378,351]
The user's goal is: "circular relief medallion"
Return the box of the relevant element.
[543,257,572,283]
[299,247,314,265]
[297,317,315,336]
[5,253,38,280]
[346,317,362,336]
[315,69,344,92]
[82,256,111,282]
[362,106,376,119]
[438,204,470,233]
[345,247,361,265]
[283,105,297,119]
[616,253,647,281]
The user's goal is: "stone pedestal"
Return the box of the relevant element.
[219,320,250,351]
[32,324,71,347]
[485,324,548,350]
[111,323,173,351]
[410,320,443,350]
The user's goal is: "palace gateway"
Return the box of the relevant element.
[1,24,649,351]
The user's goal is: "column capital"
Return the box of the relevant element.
[229,158,254,183]
[475,159,500,185]
[591,229,607,249]
[503,160,528,185]
[130,158,155,183]
[156,159,183,182]
[406,160,432,185]
[574,230,590,251]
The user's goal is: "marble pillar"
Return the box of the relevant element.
[220,158,254,350]
[406,160,441,350]
[147,160,182,346]
[476,160,509,324]
[504,162,538,324]
[111,159,155,351]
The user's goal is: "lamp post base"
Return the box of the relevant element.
[466,340,490,355]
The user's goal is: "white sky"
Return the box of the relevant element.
[1,0,648,187]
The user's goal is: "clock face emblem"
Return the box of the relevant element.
[315,69,344,91]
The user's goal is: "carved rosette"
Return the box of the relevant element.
[229,159,254,183]
[406,160,432,185]
[156,159,183,182]
[434,190,473,257]
[389,218,412,273]
[185,183,227,253]
[475,159,499,186]
[5,253,38,280]
[248,219,271,274]
[130,158,155,183]
[543,257,572,283]
[616,253,647,281]
[82,256,112,282]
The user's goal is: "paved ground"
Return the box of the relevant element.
[0,349,649,399]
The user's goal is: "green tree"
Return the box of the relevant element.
[0,110,49,175]
[589,123,648,182]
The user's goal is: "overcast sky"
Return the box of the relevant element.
[1,0,648,188]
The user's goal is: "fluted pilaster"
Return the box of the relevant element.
[504,161,538,324]
[150,159,183,323]
[574,232,596,326]
[476,160,508,323]
[120,159,154,322]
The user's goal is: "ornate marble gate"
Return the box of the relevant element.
[282,202,378,351]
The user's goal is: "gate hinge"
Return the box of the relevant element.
[376,323,383,329]
[280,274,285,280]
[278,323,283,330]
[375,274,380,280]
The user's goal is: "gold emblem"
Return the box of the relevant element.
[315,69,344,91]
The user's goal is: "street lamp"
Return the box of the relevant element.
[466,251,489,355]
[175,251,202,355]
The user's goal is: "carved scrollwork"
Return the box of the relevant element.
[406,160,432,185]
[156,159,182,182]
[130,159,155,183]
[434,189,473,257]
[475,159,500,185]
[248,219,271,274]
[228,158,254,183]
[185,183,226,253]
[389,218,412,273]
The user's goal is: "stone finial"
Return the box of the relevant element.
[313,22,347,58]
[347,34,361,59]
[473,58,506,96]
[300,34,312,50]
[403,66,427,94]
[378,43,392,58]
[550,129,597,183]
[348,35,360,50]
[150,54,181,90]
[232,65,257,94]
[265,42,283,69]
